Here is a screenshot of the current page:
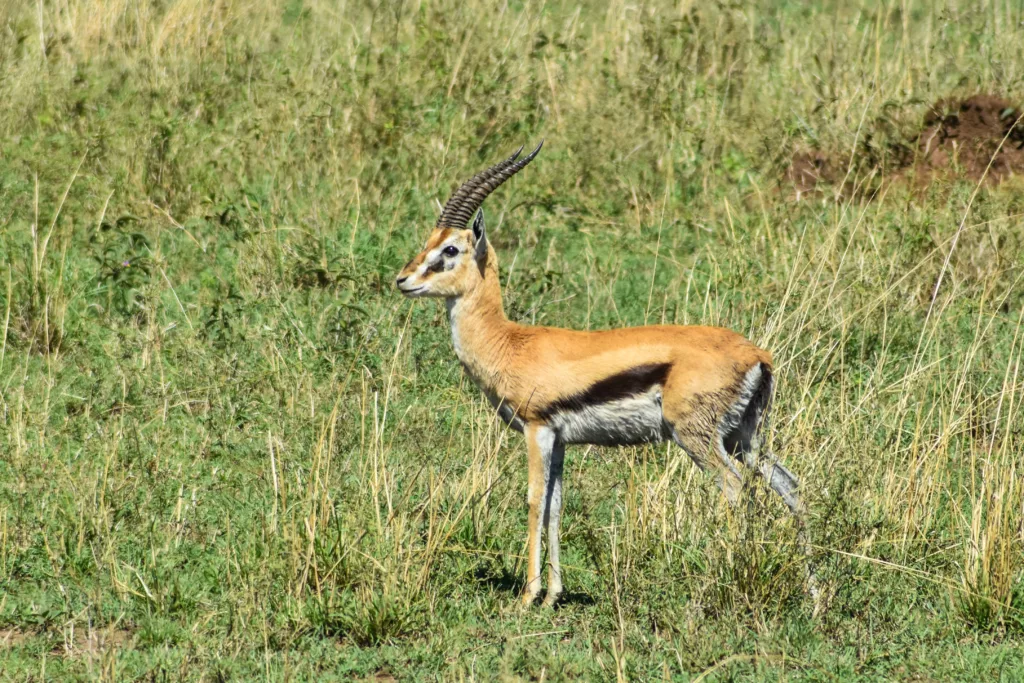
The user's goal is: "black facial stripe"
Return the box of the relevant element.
[539,362,672,420]
[426,258,445,274]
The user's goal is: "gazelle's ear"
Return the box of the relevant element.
[472,210,488,265]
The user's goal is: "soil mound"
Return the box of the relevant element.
[917,94,1024,181]
[788,94,1024,198]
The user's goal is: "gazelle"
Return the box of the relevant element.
[396,143,804,607]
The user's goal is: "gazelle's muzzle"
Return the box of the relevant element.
[395,257,428,296]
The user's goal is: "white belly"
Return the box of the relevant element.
[548,389,668,446]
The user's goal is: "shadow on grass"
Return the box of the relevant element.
[472,562,598,608]
[474,563,523,595]
[554,591,596,608]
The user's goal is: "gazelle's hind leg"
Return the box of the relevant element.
[718,369,821,603]
[716,363,806,515]
[755,446,820,604]
[666,363,820,603]
[668,428,744,506]
[661,387,745,505]
[756,453,803,515]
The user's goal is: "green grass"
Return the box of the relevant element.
[2,0,1024,679]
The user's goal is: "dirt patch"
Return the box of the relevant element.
[786,147,883,201]
[788,94,1024,197]
[0,628,33,649]
[2,623,134,658]
[917,95,1024,181]
[55,624,134,658]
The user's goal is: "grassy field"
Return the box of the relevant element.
[2,0,1024,679]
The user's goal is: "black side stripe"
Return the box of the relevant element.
[539,362,672,420]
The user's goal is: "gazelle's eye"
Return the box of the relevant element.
[442,246,459,257]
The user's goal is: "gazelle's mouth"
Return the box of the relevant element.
[399,285,426,297]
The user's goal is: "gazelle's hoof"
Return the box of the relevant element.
[542,581,563,607]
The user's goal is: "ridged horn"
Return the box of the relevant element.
[436,141,543,229]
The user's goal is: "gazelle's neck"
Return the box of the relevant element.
[445,254,515,387]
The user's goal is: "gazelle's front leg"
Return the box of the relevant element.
[523,423,554,606]
[543,439,565,607]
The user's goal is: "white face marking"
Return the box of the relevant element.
[549,388,667,446]
[418,238,462,276]
[417,247,439,277]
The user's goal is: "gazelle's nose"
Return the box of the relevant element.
[396,275,408,287]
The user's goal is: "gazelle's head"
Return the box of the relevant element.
[396,142,542,299]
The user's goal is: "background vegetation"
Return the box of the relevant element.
[2,0,1024,679]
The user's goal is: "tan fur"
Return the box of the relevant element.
[398,224,798,607]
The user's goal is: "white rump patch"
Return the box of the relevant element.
[717,363,770,466]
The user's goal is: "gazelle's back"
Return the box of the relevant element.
[501,323,772,425]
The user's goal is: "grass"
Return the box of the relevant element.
[1,0,1024,679]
